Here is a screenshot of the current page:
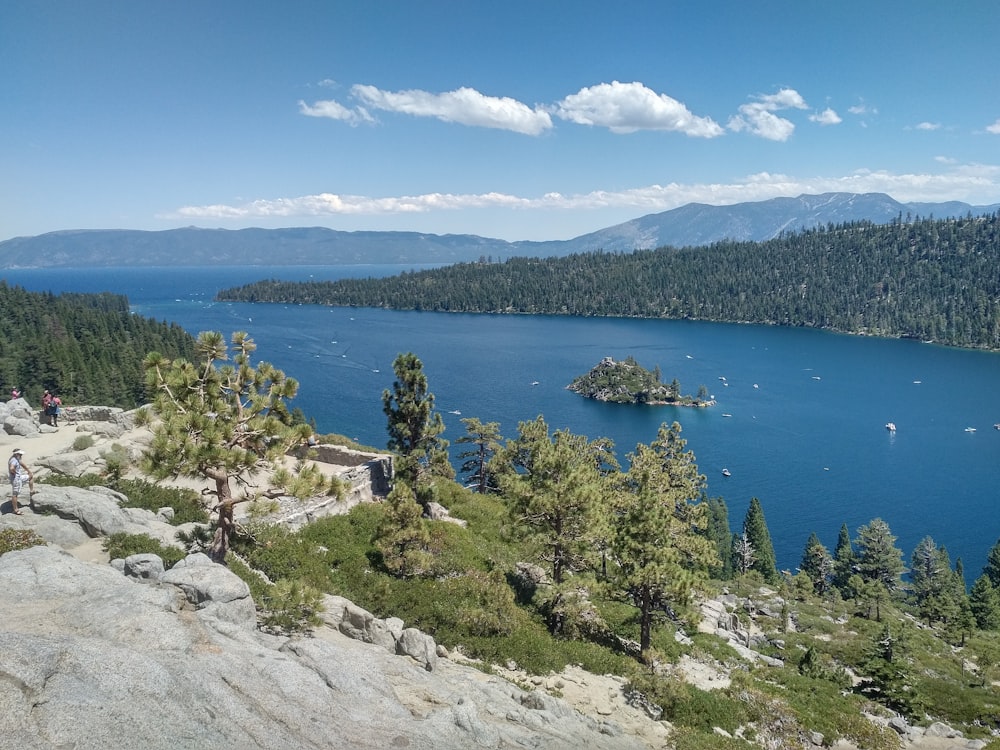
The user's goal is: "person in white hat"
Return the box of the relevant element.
[7,448,33,515]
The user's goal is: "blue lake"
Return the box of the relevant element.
[6,265,1000,577]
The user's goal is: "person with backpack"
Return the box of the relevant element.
[7,448,33,515]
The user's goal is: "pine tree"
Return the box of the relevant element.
[742,497,778,583]
[800,532,833,595]
[704,496,733,580]
[832,523,856,594]
[142,331,326,564]
[970,575,1000,630]
[856,623,921,718]
[983,538,1000,587]
[492,417,605,632]
[607,421,717,655]
[376,482,432,578]
[382,352,454,492]
[455,417,502,493]
[855,518,905,593]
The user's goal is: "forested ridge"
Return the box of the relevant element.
[0,283,195,408]
[219,214,1000,351]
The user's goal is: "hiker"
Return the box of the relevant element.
[7,448,33,515]
[42,390,54,425]
[52,394,62,427]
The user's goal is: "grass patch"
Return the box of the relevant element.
[103,532,186,568]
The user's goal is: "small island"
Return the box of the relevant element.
[566,356,713,406]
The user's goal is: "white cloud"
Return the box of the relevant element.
[349,84,553,135]
[987,118,1000,134]
[171,162,1000,224]
[915,122,941,131]
[298,99,374,126]
[728,88,808,141]
[551,81,723,137]
[809,108,842,126]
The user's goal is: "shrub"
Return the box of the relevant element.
[0,528,47,555]
[101,443,131,481]
[102,532,186,568]
[260,579,325,635]
[72,434,95,451]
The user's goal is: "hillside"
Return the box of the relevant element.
[0,283,195,408]
[217,213,1000,351]
[1,193,997,268]
[3,400,999,749]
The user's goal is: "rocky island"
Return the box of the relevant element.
[567,356,712,406]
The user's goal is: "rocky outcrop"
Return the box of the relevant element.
[0,544,648,749]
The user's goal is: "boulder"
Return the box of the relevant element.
[123,553,165,581]
[397,627,438,671]
[160,553,256,629]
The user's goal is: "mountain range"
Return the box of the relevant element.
[2,192,997,268]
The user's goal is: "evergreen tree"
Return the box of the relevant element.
[983,538,1000,587]
[855,518,905,593]
[741,497,778,583]
[375,482,432,578]
[455,417,502,494]
[856,623,921,718]
[800,532,833,595]
[970,575,1000,630]
[704,495,733,580]
[606,421,717,656]
[832,523,856,594]
[910,536,955,624]
[382,352,453,491]
[491,417,604,633]
[142,331,327,563]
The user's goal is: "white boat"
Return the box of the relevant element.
[885,422,896,432]
[965,427,977,432]
[721,468,732,477]
[722,413,733,418]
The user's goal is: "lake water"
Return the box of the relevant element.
[6,265,1000,577]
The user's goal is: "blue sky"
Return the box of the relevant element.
[3,1,999,242]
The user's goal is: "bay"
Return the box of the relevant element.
[7,265,1000,577]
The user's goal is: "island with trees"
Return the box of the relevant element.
[567,356,712,406]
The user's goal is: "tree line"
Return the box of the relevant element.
[218,213,1000,351]
[0,282,195,409]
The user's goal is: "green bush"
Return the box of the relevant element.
[112,478,208,525]
[260,579,325,635]
[233,523,334,592]
[102,532,186,568]
[0,528,47,555]
[101,443,131,481]
[72,434,95,451]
